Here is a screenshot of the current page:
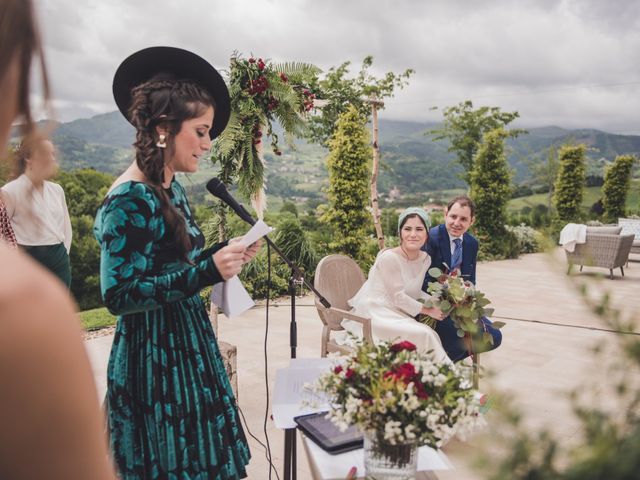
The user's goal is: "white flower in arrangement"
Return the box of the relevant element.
[384,420,403,443]
[404,424,417,441]
[315,339,480,451]
[433,373,448,387]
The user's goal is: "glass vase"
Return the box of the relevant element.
[363,430,418,479]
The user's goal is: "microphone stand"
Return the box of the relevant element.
[235,204,330,480]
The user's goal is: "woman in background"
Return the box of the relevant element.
[0,1,116,479]
[2,136,72,287]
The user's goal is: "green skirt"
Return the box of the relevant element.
[21,243,71,288]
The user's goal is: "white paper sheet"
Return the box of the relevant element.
[240,219,273,247]
[210,220,274,318]
[272,358,334,429]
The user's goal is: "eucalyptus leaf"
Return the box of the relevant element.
[491,320,506,329]
[428,267,443,278]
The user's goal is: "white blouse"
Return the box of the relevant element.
[1,174,72,253]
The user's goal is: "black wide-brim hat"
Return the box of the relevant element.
[112,46,230,139]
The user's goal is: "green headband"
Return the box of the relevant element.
[398,207,431,235]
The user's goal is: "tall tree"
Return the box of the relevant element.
[322,105,371,261]
[525,145,560,213]
[55,169,114,310]
[470,128,514,257]
[306,56,413,248]
[553,144,587,226]
[430,100,527,185]
[602,154,636,221]
[305,56,413,147]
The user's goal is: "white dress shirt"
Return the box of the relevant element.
[1,174,72,253]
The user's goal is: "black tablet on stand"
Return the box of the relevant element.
[294,411,364,454]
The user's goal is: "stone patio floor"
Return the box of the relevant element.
[84,248,640,479]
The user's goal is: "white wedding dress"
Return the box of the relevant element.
[338,249,450,364]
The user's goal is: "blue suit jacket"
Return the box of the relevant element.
[422,223,478,291]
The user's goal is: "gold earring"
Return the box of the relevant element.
[156,134,167,148]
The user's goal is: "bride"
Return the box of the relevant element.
[340,207,450,363]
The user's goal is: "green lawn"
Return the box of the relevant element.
[79,307,117,331]
[508,180,640,213]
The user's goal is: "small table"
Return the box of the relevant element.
[273,358,453,480]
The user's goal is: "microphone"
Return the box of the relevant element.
[206,178,256,226]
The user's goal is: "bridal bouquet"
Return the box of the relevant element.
[418,267,504,349]
[313,339,480,450]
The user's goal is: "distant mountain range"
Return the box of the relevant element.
[18,111,640,202]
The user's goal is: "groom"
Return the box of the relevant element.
[422,195,502,362]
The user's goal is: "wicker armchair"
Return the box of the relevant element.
[566,226,635,279]
[618,218,640,260]
[313,254,373,357]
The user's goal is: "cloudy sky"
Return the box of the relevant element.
[34,0,640,134]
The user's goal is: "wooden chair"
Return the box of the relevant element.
[313,254,373,357]
[313,254,481,387]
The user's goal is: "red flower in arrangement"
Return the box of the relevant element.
[345,368,355,380]
[257,58,266,70]
[413,381,430,400]
[396,362,417,380]
[334,365,343,375]
[279,72,288,83]
[384,362,417,383]
[247,76,269,96]
[267,97,279,111]
[390,340,417,353]
[248,57,256,64]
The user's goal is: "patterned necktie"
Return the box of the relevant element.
[451,238,463,271]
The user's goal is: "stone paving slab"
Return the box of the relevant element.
[84,249,639,479]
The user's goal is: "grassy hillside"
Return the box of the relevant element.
[14,112,639,208]
[508,180,640,213]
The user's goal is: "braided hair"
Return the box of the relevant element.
[127,76,215,260]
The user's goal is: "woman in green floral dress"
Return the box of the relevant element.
[94,47,259,479]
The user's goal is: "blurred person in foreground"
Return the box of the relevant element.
[0,1,116,479]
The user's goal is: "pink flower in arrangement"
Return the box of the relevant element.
[334,365,343,375]
[390,340,417,352]
[345,368,355,380]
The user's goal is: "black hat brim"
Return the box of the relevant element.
[112,46,230,139]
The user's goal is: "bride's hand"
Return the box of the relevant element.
[421,306,446,321]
